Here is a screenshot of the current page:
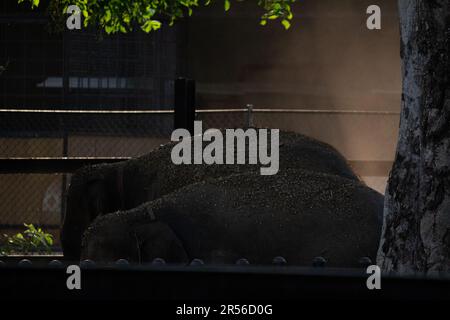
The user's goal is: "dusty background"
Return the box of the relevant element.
[187,0,402,193]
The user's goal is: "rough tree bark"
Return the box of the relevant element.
[377,0,450,274]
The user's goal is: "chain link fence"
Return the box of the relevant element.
[0,109,175,246]
[0,108,250,245]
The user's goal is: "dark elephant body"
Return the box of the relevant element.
[82,169,383,267]
[63,131,359,260]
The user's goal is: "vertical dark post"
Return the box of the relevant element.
[246,104,254,128]
[60,132,68,225]
[174,78,195,135]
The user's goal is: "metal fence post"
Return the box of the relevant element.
[246,104,254,128]
[174,78,196,135]
[60,132,68,225]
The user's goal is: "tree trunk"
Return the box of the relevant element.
[377,0,450,274]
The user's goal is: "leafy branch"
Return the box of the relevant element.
[0,224,54,256]
[17,0,296,34]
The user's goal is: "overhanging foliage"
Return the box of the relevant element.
[18,0,296,33]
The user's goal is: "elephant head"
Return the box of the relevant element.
[62,161,160,261]
[61,165,122,261]
[81,207,189,264]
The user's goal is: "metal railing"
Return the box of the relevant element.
[0,105,396,174]
[0,259,449,301]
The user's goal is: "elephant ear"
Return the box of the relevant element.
[133,222,189,264]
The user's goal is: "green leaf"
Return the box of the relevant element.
[141,20,161,33]
[281,19,291,30]
[105,25,114,34]
[104,9,111,22]
[224,0,230,12]
[44,234,54,246]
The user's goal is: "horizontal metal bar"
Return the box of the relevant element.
[196,108,248,113]
[0,157,130,174]
[0,261,448,280]
[0,108,174,114]
[0,108,400,115]
[198,108,400,115]
[251,108,400,115]
[0,224,60,229]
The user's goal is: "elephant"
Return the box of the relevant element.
[62,130,360,261]
[81,168,383,267]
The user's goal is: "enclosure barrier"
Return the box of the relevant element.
[0,106,395,175]
[0,258,449,301]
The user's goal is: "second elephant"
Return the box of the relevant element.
[82,169,383,268]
